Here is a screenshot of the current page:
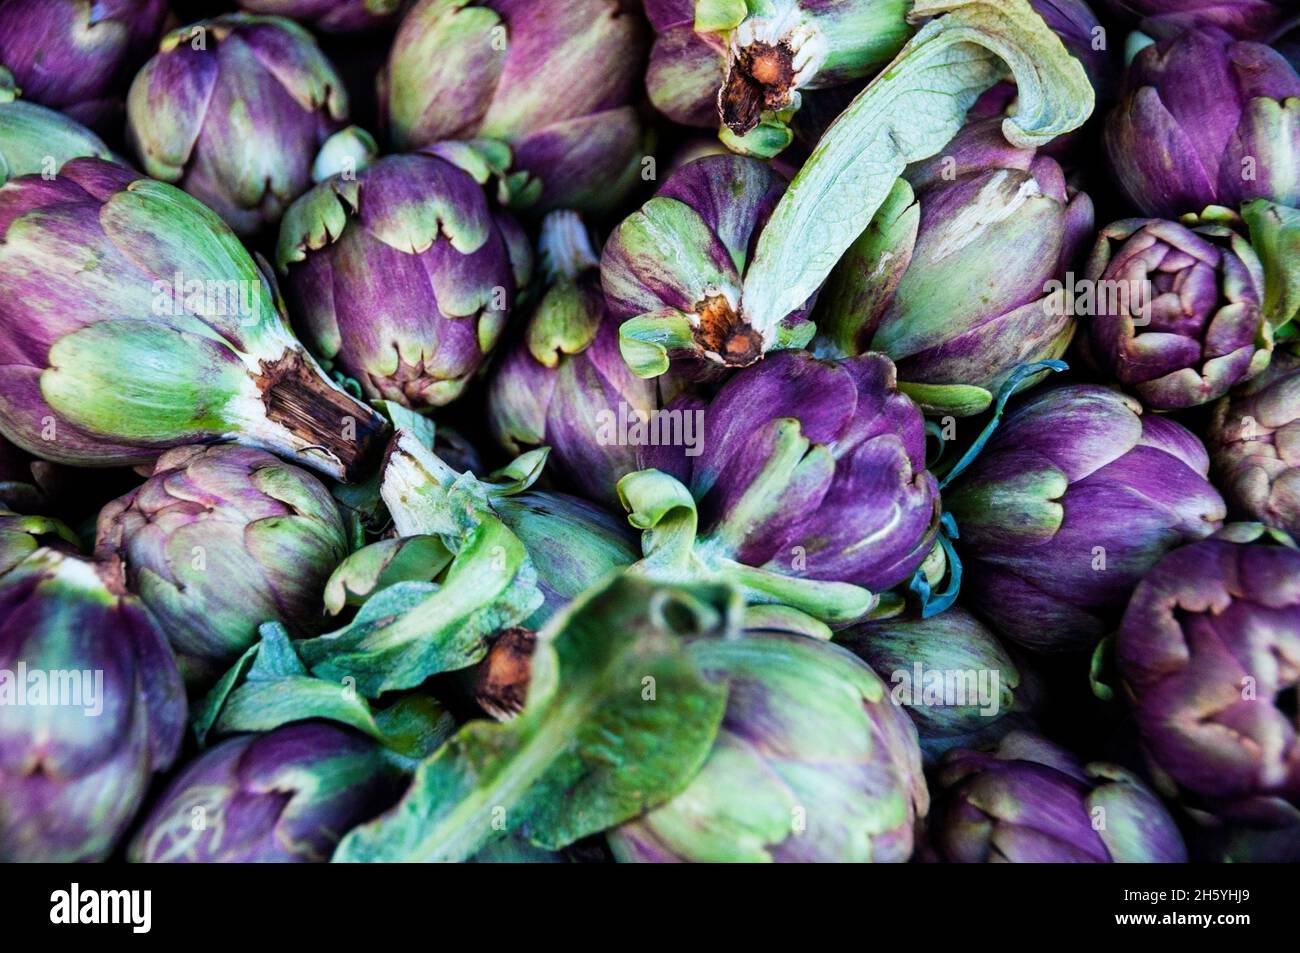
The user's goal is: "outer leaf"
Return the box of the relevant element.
[332,574,736,862]
[1240,199,1300,334]
[742,0,1094,335]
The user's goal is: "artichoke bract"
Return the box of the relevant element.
[1207,349,1300,538]
[815,117,1095,416]
[603,154,817,377]
[1116,540,1300,824]
[0,0,168,129]
[1105,27,1300,218]
[127,15,349,237]
[278,140,527,411]
[644,0,913,155]
[631,350,939,600]
[489,211,661,506]
[382,0,647,215]
[0,548,186,862]
[0,75,117,185]
[1101,0,1299,40]
[1082,213,1269,409]
[928,730,1187,862]
[95,445,351,687]
[238,0,404,33]
[837,607,1038,763]
[0,158,387,482]
[129,723,406,863]
[944,385,1226,651]
[608,630,928,862]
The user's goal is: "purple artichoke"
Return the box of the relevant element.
[0,548,185,862]
[127,15,349,237]
[0,157,388,483]
[609,630,928,862]
[238,0,403,33]
[0,0,168,130]
[928,730,1187,862]
[1105,28,1300,218]
[1116,540,1299,824]
[130,723,406,863]
[643,0,912,156]
[95,445,350,687]
[603,154,817,378]
[837,606,1040,763]
[1101,0,1299,40]
[381,0,647,215]
[488,211,662,506]
[1082,213,1270,409]
[815,117,1095,416]
[637,350,939,597]
[944,385,1226,651]
[277,140,529,411]
[1207,349,1300,537]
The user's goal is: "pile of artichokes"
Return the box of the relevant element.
[0,0,1297,865]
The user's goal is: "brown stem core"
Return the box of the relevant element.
[474,627,537,721]
[257,351,388,482]
[719,41,797,136]
[694,294,763,367]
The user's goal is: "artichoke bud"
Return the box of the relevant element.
[0,91,117,185]
[0,158,388,483]
[383,0,649,215]
[489,210,660,507]
[1082,211,1270,409]
[0,548,185,862]
[127,13,350,236]
[1207,348,1300,538]
[278,145,525,412]
[929,730,1187,862]
[129,722,407,863]
[94,445,352,688]
[609,631,928,863]
[603,153,816,378]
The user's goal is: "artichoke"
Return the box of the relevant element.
[95,445,351,687]
[814,117,1095,416]
[928,730,1187,862]
[127,14,349,237]
[622,350,939,617]
[608,630,928,862]
[129,723,406,863]
[603,153,816,377]
[1100,0,1299,40]
[1207,348,1300,538]
[944,384,1226,651]
[1105,27,1300,218]
[0,0,168,129]
[277,139,529,411]
[0,158,387,482]
[0,548,185,862]
[1081,212,1270,409]
[1115,539,1300,825]
[381,0,647,215]
[836,607,1039,763]
[237,0,404,33]
[488,210,662,506]
[644,0,913,155]
[0,73,117,185]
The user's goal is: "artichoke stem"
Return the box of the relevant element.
[473,627,537,722]
[256,351,387,482]
[719,41,795,136]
